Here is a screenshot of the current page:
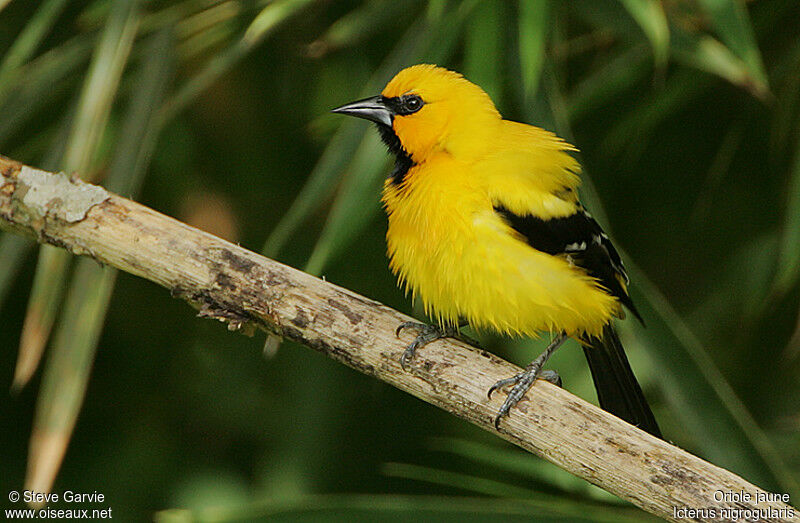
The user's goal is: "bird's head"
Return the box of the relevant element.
[332,64,501,163]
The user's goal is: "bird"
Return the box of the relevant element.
[332,64,661,437]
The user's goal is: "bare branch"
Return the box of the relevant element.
[0,155,796,522]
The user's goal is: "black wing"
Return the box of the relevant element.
[494,204,642,322]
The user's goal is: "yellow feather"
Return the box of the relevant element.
[379,64,620,338]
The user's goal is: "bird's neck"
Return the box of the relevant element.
[377,123,415,185]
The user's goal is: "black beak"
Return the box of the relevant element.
[331,95,392,126]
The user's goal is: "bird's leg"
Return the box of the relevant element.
[396,321,471,370]
[538,370,562,387]
[488,333,568,428]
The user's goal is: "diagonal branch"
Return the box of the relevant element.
[0,155,796,522]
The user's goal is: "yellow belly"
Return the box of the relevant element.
[382,156,619,338]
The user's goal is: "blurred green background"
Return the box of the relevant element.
[1,0,799,520]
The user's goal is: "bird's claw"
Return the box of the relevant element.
[400,349,414,371]
[400,336,424,371]
[487,376,518,400]
[539,369,562,387]
[487,334,567,429]
[489,366,561,429]
[395,321,419,338]
[491,368,537,428]
[395,321,454,370]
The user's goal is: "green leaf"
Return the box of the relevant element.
[567,0,641,44]
[544,63,799,497]
[177,12,236,61]
[243,0,315,48]
[671,26,766,98]
[306,0,415,58]
[427,437,617,502]
[464,0,504,104]
[383,463,653,522]
[423,0,482,64]
[61,2,140,175]
[260,118,370,258]
[772,129,800,295]
[304,131,388,275]
[0,0,71,93]
[625,267,800,498]
[567,45,650,122]
[282,1,480,271]
[16,0,139,390]
[261,20,430,260]
[0,36,93,146]
[601,70,709,158]
[518,0,550,101]
[617,0,669,69]
[697,0,768,96]
[768,41,800,158]
[384,461,558,499]
[160,0,314,123]
[24,0,140,495]
[689,121,746,226]
[13,247,71,391]
[426,0,447,22]
[8,109,73,390]
[105,28,173,196]
[155,493,652,522]
[0,234,33,314]
[27,260,118,494]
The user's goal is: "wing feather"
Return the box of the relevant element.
[494,204,642,322]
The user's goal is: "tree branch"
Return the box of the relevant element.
[0,155,796,522]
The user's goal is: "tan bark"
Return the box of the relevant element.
[1,155,797,522]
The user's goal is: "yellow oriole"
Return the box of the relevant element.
[333,64,660,437]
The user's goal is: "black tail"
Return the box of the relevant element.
[581,325,662,438]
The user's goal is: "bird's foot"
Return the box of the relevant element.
[539,369,562,387]
[488,367,561,429]
[488,333,568,429]
[396,322,460,370]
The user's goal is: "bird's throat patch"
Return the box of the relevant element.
[377,124,414,185]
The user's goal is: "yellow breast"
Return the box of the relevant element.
[382,153,619,338]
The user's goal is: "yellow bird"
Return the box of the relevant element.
[333,64,661,436]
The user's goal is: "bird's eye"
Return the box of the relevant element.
[402,95,423,114]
